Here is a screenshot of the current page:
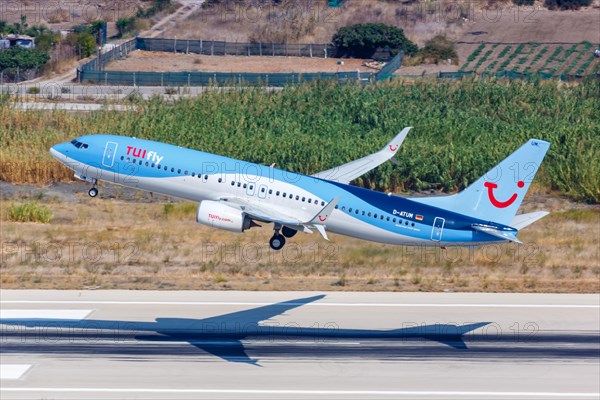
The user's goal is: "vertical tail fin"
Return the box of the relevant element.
[415,139,550,226]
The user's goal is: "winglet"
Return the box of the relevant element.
[309,197,339,225]
[384,127,411,155]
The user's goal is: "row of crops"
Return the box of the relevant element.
[1,78,598,203]
[459,41,599,77]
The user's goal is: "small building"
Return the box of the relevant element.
[1,34,36,49]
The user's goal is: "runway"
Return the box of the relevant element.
[1,290,598,399]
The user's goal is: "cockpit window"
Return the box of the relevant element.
[70,139,89,149]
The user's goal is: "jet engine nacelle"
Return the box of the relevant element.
[196,201,253,233]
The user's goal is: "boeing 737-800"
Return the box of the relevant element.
[49,129,550,250]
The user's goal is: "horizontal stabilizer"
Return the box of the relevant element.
[472,224,522,244]
[511,211,549,230]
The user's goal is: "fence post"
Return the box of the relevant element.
[310,44,313,58]
[200,39,203,54]
[174,38,177,53]
[105,72,108,85]
[272,43,275,56]
[187,40,189,54]
[266,74,268,86]
[324,48,327,59]
[285,43,288,57]
[1,72,3,85]
[188,73,191,87]
[211,42,214,56]
[259,42,262,56]
[161,73,164,87]
[133,71,136,87]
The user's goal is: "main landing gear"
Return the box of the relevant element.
[270,224,297,250]
[88,179,98,198]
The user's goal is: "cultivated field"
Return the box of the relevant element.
[1,182,598,292]
[104,50,373,73]
[458,41,600,76]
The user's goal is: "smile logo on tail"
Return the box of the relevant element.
[318,215,328,222]
[389,144,398,152]
[484,181,525,208]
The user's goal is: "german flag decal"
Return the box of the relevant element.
[415,215,424,221]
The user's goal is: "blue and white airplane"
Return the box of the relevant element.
[50,129,550,250]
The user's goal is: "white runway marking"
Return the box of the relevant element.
[0,310,93,319]
[1,301,597,308]
[0,365,32,380]
[0,388,598,397]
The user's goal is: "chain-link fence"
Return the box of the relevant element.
[80,38,136,71]
[79,70,372,86]
[136,37,336,58]
[0,67,42,84]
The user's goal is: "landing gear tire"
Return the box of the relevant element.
[269,234,286,251]
[88,187,98,198]
[281,226,297,238]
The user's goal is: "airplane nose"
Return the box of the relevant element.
[49,143,68,160]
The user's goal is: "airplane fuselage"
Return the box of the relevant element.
[50,134,516,247]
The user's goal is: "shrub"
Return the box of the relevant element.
[544,0,591,9]
[0,47,49,70]
[76,33,96,58]
[513,0,534,4]
[416,35,458,65]
[332,23,418,58]
[116,16,136,38]
[7,201,52,223]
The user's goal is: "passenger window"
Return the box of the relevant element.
[295,195,299,200]
[405,221,409,225]
[177,169,181,174]
[120,156,124,160]
[126,157,131,162]
[243,184,247,189]
[335,205,339,209]
[289,194,293,199]
[393,218,396,223]
[269,189,273,195]
[184,170,188,175]
[152,163,155,168]
[374,214,378,218]
[164,166,167,170]
[368,212,371,217]
[386,216,390,221]
[145,162,149,166]
[411,222,415,226]
[249,185,254,190]
[362,211,365,216]
[341,206,345,211]
[237,182,241,187]
[321,201,325,206]
[204,175,208,180]
[276,191,280,196]
[139,160,143,165]
[192,172,195,177]
[348,208,352,212]
[218,178,222,183]
[380,215,384,220]
[231,181,235,186]
[307,199,311,203]
[171,168,174,172]
[262,188,266,193]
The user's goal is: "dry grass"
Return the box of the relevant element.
[104,51,372,73]
[1,189,598,292]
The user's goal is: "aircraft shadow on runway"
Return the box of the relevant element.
[1,295,597,365]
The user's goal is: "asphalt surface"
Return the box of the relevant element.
[0,290,598,399]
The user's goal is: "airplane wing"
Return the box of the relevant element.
[312,127,411,183]
[220,197,340,240]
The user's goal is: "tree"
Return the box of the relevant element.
[0,47,49,70]
[332,23,418,58]
[76,33,96,57]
